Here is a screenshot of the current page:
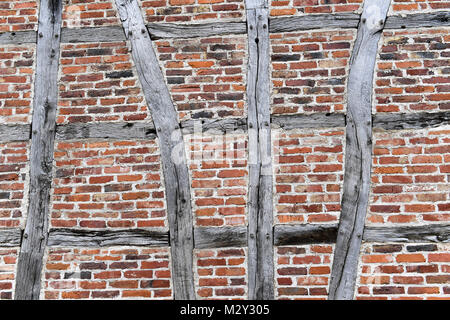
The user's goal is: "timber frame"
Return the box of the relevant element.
[0,0,448,300]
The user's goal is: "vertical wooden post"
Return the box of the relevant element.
[114,0,195,300]
[328,0,391,300]
[245,0,274,300]
[14,0,63,300]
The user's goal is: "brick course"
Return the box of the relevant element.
[154,36,247,121]
[0,248,18,300]
[271,30,355,115]
[43,247,172,299]
[57,42,150,124]
[0,45,35,124]
[368,128,450,225]
[62,0,120,28]
[356,243,450,300]
[375,28,449,113]
[273,128,345,224]
[0,0,38,32]
[0,142,29,229]
[138,0,245,23]
[270,0,363,16]
[51,139,166,229]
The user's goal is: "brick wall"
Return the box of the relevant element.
[368,128,449,225]
[43,247,172,299]
[270,0,363,16]
[0,0,38,32]
[375,28,449,113]
[58,41,150,124]
[186,133,248,227]
[275,244,334,300]
[273,128,345,224]
[271,30,355,115]
[138,0,245,23]
[195,247,247,299]
[0,248,18,300]
[389,0,450,14]
[51,139,166,229]
[0,45,35,124]
[0,142,29,229]
[356,243,450,300]
[154,36,247,121]
[62,0,120,28]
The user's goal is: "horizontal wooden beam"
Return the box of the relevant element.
[147,22,247,40]
[44,223,450,248]
[0,125,30,143]
[373,112,450,130]
[61,26,125,43]
[181,118,247,135]
[272,113,346,130]
[194,226,248,249]
[385,11,450,29]
[55,122,156,140]
[47,228,169,247]
[269,13,360,33]
[0,228,22,247]
[274,224,338,246]
[363,224,450,243]
[0,31,36,44]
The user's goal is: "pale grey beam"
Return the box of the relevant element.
[0,30,36,44]
[0,125,31,142]
[272,113,346,130]
[56,122,156,140]
[385,11,450,29]
[194,227,248,249]
[269,13,360,33]
[373,112,450,130]
[328,0,391,301]
[14,0,63,300]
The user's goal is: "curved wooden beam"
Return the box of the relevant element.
[328,0,392,301]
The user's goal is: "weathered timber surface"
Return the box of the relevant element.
[14,0,63,301]
[270,13,360,33]
[274,224,338,246]
[56,122,156,140]
[246,5,274,300]
[115,0,195,300]
[61,25,125,43]
[194,227,248,249]
[385,11,450,29]
[0,31,36,44]
[0,228,22,247]
[373,112,450,130]
[272,113,345,130]
[181,117,247,135]
[147,22,247,39]
[364,225,450,243]
[328,0,391,301]
[47,229,169,247]
[0,125,31,142]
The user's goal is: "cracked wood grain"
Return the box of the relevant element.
[328,0,391,301]
[14,0,63,300]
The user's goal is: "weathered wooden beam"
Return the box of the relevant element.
[270,13,360,33]
[115,0,195,300]
[274,224,338,246]
[385,11,450,29]
[272,113,345,130]
[363,224,450,243]
[0,125,31,143]
[373,112,450,130]
[328,0,391,301]
[47,229,169,247]
[56,122,156,140]
[14,0,63,301]
[246,2,275,301]
[61,25,125,43]
[0,31,37,44]
[0,228,22,247]
[194,227,248,249]
[180,118,247,135]
[147,22,247,40]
